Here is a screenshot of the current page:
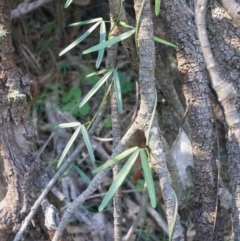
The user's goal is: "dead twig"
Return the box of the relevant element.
[11,0,54,19]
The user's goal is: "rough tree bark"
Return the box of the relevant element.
[202,1,240,239]
[2,0,240,240]
[0,1,73,240]
[161,0,222,240]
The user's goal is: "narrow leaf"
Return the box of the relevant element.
[64,0,73,8]
[140,150,156,208]
[72,165,91,184]
[99,149,140,211]
[169,189,178,241]
[81,125,95,162]
[58,122,81,128]
[155,0,161,16]
[154,36,178,48]
[69,18,103,27]
[59,21,101,56]
[83,30,135,54]
[93,146,138,173]
[86,68,114,78]
[113,70,123,114]
[96,21,106,69]
[57,125,81,168]
[146,88,157,145]
[119,21,136,30]
[79,70,114,108]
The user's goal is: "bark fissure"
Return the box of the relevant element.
[0,1,39,239]
[0,1,73,240]
[161,0,220,239]
[201,1,240,239]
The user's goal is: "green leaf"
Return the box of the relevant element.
[113,70,123,114]
[154,36,178,48]
[93,146,138,174]
[57,125,81,168]
[96,21,106,69]
[140,150,156,208]
[59,21,101,56]
[64,0,73,8]
[119,22,136,30]
[99,149,140,211]
[136,179,145,192]
[81,125,95,162]
[72,164,91,184]
[169,189,178,241]
[155,0,161,16]
[58,122,81,128]
[83,30,135,54]
[146,88,157,145]
[78,103,91,116]
[79,70,114,108]
[86,68,114,78]
[61,87,81,104]
[69,18,103,27]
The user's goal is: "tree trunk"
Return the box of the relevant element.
[0,1,72,240]
[161,0,223,240]
[206,1,240,239]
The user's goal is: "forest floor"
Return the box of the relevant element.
[2,0,232,240]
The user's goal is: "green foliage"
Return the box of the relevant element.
[83,30,136,54]
[57,124,82,168]
[40,40,53,53]
[64,0,73,8]
[79,69,114,108]
[57,0,177,226]
[135,179,145,192]
[59,20,102,56]
[72,164,91,184]
[94,146,157,211]
[98,149,140,211]
[57,123,95,168]
[86,68,114,79]
[93,146,138,173]
[96,21,106,69]
[43,21,57,35]
[58,62,72,76]
[154,36,178,48]
[69,18,103,27]
[113,69,123,113]
[155,0,161,16]
[81,125,96,162]
[120,79,134,94]
[140,150,156,208]
[104,117,112,128]
[60,87,90,117]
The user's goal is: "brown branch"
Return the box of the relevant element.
[126,180,168,234]
[106,21,123,241]
[220,0,240,27]
[11,0,54,19]
[51,124,138,241]
[124,185,148,241]
[196,0,240,239]
[13,100,108,241]
[133,0,184,239]
[161,0,219,239]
